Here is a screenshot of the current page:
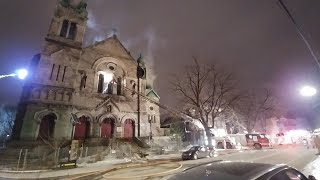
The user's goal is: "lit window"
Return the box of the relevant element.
[97,72,114,94]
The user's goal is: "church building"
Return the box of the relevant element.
[12,0,163,142]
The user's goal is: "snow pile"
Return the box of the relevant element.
[303,156,320,179]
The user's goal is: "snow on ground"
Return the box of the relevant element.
[77,157,128,168]
[303,155,320,179]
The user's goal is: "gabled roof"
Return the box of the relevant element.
[84,34,136,61]
[146,88,160,100]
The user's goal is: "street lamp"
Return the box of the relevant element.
[300,86,317,97]
[15,69,28,80]
[0,68,28,80]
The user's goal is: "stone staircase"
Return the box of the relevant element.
[95,96,111,110]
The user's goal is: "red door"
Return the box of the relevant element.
[101,118,114,138]
[37,114,56,140]
[74,116,89,140]
[123,119,134,138]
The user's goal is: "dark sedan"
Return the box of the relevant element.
[166,161,316,180]
[181,146,214,160]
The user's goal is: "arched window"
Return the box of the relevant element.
[98,74,104,93]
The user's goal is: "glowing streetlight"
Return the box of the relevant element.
[15,69,28,80]
[0,68,28,80]
[300,86,317,97]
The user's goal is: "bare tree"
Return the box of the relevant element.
[0,105,16,137]
[171,57,242,146]
[222,107,247,134]
[238,89,274,133]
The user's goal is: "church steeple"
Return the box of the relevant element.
[45,0,88,49]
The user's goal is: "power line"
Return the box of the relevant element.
[96,80,190,120]
[278,0,320,70]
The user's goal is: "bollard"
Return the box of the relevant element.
[56,147,60,166]
[85,147,88,157]
[17,149,23,170]
[80,146,83,158]
[23,149,28,170]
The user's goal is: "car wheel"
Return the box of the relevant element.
[254,143,262,150]
[192,153,198,160]
[217,142,224,149]
[226,143,233,149]
[209,151,214,157]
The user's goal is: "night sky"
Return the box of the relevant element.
[0,0,320,112]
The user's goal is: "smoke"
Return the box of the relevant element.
[123,28,166,89]
[85,10,118,45]
[85,10,166,89]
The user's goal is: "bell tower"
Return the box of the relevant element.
[45,0,88,49]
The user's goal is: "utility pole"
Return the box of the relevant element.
[137,67,141,137]
[136,54,144,137]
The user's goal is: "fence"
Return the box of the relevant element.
[0,145,113,170]
[0,138,180,170]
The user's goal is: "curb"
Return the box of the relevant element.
[0,159,180,179]
[0,169,51,173]
[102,162,182,179]
[0,162,132,179]
[68,160,181,180]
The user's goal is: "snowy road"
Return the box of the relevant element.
[186,146,317,169]
[74,146,319,180]
[3,146,316,179]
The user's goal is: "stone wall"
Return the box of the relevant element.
[14,1,164,141]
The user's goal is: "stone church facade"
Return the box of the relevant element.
[12,0,163,141]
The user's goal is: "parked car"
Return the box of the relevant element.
[181,146,214,160]
[228,133,272,149]
[166,161,316,180]
[214,137,235,149]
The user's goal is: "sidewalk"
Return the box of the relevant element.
[0,154,182,179]
[0,148,244,179]
[303,155,320,179]
[0,158,129,179]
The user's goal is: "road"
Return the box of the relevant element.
[73,146,318,180]
[183,146,317,171]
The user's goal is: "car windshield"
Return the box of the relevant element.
[0,1,319,180]
[188,146,200,151]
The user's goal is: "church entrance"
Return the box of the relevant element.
[74,116,90,140]
[37,113,56,140]
[101,118,114,138]
[123,119,135,138]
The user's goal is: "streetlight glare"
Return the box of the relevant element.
[300,86,317,97]
[16,69,28,80]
